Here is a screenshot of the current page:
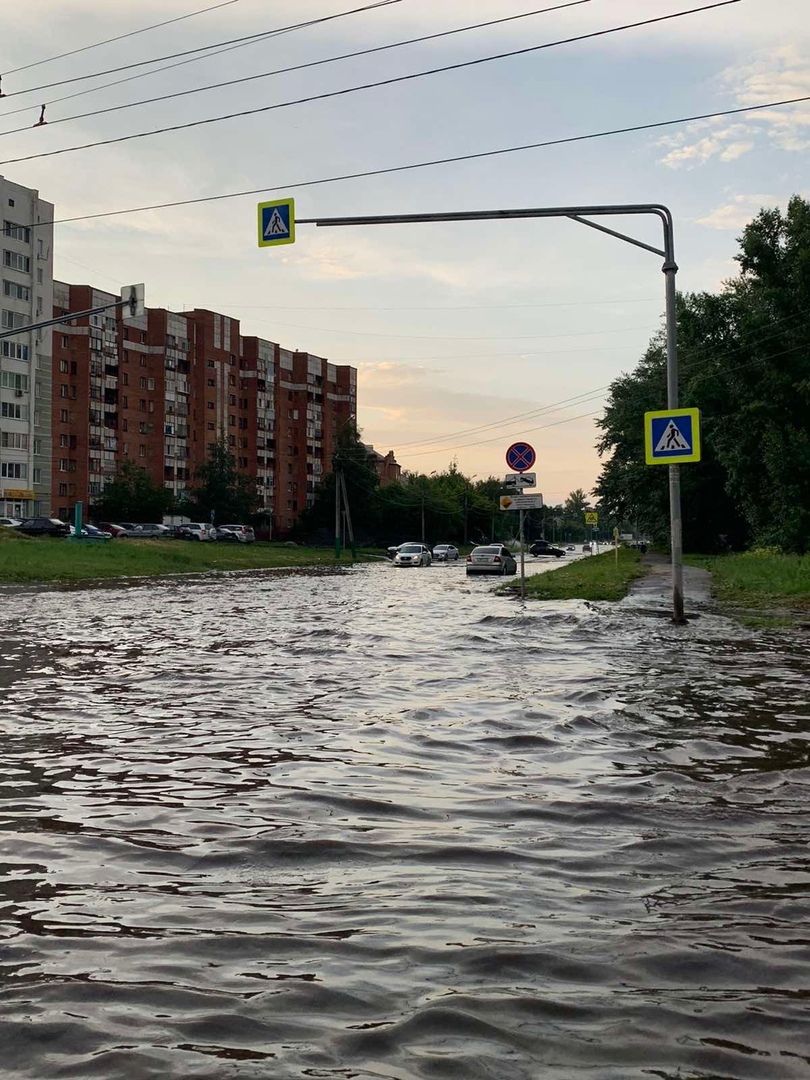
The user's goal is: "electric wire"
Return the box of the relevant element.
[0,0,403,107]
[393,313,810,455]
[27,93,809,230]
[0,0,583,123]
[0,1,741,169]
[2,0,245,78]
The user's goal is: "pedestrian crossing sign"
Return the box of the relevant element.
[257,197,295,247]
[644,407,701,464]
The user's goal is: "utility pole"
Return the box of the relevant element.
[334,465,342,560]
[421,493,425,545]
[463,492,468,546]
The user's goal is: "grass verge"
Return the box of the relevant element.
[685,551,810,624]
[500,546,645,601]
[0,529,375,583]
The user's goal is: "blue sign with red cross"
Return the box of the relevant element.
[505,441,536,472]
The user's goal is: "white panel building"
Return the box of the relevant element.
[0,176,54,519]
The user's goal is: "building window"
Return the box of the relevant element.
[2,340,29,361]
[60,408,69,423]
[207,378,215,387]
[60,434,68,447]
[33,438,42,455]
[0,371,28,391]
[122,372,128,385]
[1,402,26,420]
[140,356,147,367]
[59,459,70,472]
[59,483,68,496]
[1,431,28,449]
[59,359,69,373]
[206,401,214,410]
[139,445,146,458]
[206,421,215,430]
[1,310,27,329]
[33,468,42,484]
[60,384,69,398]
[3,279,30,300]
[3,251,30,273]
[3,222,31,243]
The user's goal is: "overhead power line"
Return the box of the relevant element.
[0,1,741,168]
[0,0,403,104]
[28,93,810,230]
[2,0,245,78]
[399,319,809,457]
[0,1,589,134]
[261,321,652,341]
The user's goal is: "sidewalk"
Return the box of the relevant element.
[627,552,712,612]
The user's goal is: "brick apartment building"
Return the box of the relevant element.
[51,284,358,533]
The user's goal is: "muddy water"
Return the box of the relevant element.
[0,562,808,1079]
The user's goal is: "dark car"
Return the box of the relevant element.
[18,517,70,537]
[529,540,565,558]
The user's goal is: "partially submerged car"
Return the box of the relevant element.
[529,540,565,558]
[466,545,517,576]
[393,543,432,567]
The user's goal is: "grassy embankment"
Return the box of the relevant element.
[501,546,645,601]
[0,529,375,583]
[685,551,810,625]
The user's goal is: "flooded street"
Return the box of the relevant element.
[1,562,808,1079]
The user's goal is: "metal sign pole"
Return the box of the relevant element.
[519,508,525,600]
[663,250,686,624]
[305,202,685,623]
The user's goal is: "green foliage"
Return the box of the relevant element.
[596,195,810,554]
[501,547,644,601]
[685,552,810,607]
[0,531,371,583]
[183,440,258,524]
[93,461,173,523]
[297,424,606,547]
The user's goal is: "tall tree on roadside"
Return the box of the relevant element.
[595,195,810,553]
[93,461,173,523]
[183,440,258,524]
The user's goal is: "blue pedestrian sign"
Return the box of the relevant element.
[644,408,701,465]
[257,197,295,247]
[505,441,536,472]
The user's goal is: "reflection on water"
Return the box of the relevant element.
[0,563,808,1079]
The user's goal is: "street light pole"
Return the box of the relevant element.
[305,203,685,622]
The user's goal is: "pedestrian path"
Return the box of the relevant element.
[627,552,712,613]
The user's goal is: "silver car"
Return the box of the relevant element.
[393,543,432,567]
[432,544,459,562]
[466,544,517,576]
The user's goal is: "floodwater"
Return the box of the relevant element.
[0,560,808,1079]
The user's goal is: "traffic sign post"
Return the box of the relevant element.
[505,442,536,473]
[500,493,543,510]
[504,472,536,489]
[644,408,701,464]
[257,198,295,247]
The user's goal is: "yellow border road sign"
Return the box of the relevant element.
[644,407,701,465]
[585,511,598,525]
[257,198,295,247]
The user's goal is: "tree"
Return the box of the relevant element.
[183,441,258,524]
[93,461,173,523]
[595,195,810,553]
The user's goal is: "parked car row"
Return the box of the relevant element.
[1,516,255,542]
[387,542,460,566]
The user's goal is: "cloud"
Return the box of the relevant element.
[696,193,784,231]
[658,45,810,168]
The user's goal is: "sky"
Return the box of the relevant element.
[0,0,808,504]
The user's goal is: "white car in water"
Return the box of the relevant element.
[392,543,432,567]
[432,544,460,562]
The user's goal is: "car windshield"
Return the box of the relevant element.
[400,544,422,553]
